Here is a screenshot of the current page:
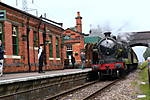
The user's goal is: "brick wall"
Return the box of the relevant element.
[63,31,84,64]
[0,3,64,73]
[63,12,84,65]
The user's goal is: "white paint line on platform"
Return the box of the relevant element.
[0,69,92,85]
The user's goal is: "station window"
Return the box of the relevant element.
[0,23,3,42]
[56,37,60,58]
[12,25,18,55]
[33,31,38,47]
[66,44,72,50]
[49,35,53,57]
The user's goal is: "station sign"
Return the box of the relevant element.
[0,10,6,20]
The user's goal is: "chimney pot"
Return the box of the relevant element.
[75,12,82,33]
[77,12,80,16]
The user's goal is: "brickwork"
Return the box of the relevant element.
[63,12,85,65]
[0,3,64,73]
[75,12,82,33]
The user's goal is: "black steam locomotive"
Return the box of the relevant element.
[90,32,138,79]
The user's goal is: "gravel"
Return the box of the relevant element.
[60,81,113,100]
[94,70,141,100]
[60,70,141,100]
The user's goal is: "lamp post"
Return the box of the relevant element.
[37,16,63,70]
[148,67,150,88]
[147,57,150,88]
[42,24,47,65]
[147,44,150,88]
[37,15,48,69]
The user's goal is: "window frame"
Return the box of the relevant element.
[56,37,60,58]
[33,31,38,47]
[12,25,18,55]
[49,35,53,58]
[0,23,4,43]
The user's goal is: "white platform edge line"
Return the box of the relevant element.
[0,69,92,85]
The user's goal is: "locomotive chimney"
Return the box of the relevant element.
[104,32,111,37]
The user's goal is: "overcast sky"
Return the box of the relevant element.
[3,0,150,62]
[3,0,150,34]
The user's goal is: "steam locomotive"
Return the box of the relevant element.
[89,32,138,79]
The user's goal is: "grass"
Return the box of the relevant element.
[137,62,150,100]
[138,61,148,70]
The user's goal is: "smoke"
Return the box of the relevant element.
[89,24,112,38]
[117,32,136,43]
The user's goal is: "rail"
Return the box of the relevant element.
[45,81,98,100]
[83,79,121,100]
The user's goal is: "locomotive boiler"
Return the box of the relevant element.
[90,32,138,79]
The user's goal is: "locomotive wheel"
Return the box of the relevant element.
[89,71,99,81]
[120,69,125,78]
[116,70,120,78]
[114,69,122,78]
[98,71,102,80]
[116,69,125,78]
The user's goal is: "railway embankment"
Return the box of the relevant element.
[92,69,141,100]
[93,62,150,100]
[137,61,150,100]
[47,66,150,100]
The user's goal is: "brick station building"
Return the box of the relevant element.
[0,2,64,73]
[63,12,85,66]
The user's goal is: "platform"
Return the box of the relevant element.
[0,68,92,100]
[0,68,92,85]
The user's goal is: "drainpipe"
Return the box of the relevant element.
[43,24,47,65]
[26,17,31,72]
[37,15,43,71]
[38,15,42,48]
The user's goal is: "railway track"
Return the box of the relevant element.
[45,80,98,100]
[45,79,122,100]
[83,79,120,100]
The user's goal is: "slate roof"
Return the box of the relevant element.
[0,2,63,29]
[84,36,101,44]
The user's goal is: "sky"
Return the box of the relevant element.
[2,0,150,62]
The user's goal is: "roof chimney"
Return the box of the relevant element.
[75,12,82,33]
[77,12,80,16]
